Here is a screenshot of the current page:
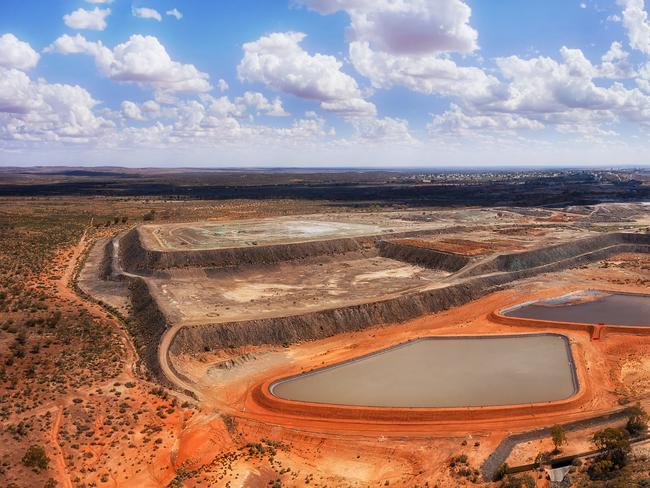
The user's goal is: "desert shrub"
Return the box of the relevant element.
[493,463,509,482]
[22,445,49,472]
[625,403,648,436]
[501,474,535,488]
[534,451,551,468]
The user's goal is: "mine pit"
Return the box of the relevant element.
[269,334,578,408]
[502,290,650,327]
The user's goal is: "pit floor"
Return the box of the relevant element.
[147,252,448,324]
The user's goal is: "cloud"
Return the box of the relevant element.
[166,8,183,20]
[0,67,112,141]
[298,0,478,55]
[492,48,618,113]
[349,40,499,100]
[121,101,144,120]
[117,91,289,123]
[298,0,493,102]
[439,46,650,140]
[85,0,112,3]
[111,96,329,147]
[351,116,414,142]
[414,37,650,143]
[599,41,636,78]
[46,34,212,94]
[428,103,544,137]
[236,91,289,116]
[132,7,162,22]
[238,32,375,116]
[618,0,650,54]
[217,79,229,92]
[0,33,40,70]
[64,7,111,31]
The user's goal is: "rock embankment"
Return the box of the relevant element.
[127,277,172,385]
[119,227,381,272]
[378,240,470,272]
[457,232,650,277]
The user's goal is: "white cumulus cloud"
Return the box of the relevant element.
[349,40,498,100]
[298,0,478,55]
[351,116,414,142]
[121,101,144,120]
[0,33,40,70]
[45,34,212,94]
[297,0,492,103]
[217,79,229,92]
[236,91,289,117]
[618,0,650,54]
[64,7,111,31]
[0,67,113,141]
[237,32,375,116]
[428,103,544,137]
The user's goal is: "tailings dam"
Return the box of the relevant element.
[269,334,578,408]
[501,290,650,327]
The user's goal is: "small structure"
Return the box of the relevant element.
[546,465,571,484]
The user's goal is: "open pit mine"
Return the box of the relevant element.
[77,206,650,484]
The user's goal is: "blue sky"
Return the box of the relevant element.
[1,0,650,166]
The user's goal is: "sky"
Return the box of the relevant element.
[2,0,650,167]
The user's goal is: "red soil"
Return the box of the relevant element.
[393,237,524,255]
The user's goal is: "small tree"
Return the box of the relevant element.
[534,451,550,469]
[625,403,648,436]
[551,424,567,453]
[589,427,631,480]
[21,445,49,473]
[493,463,509,482]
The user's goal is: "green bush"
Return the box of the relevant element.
[588,428,631,480]
[625,403,648,436]
[493,463,509,482]
[21,445,49,473]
